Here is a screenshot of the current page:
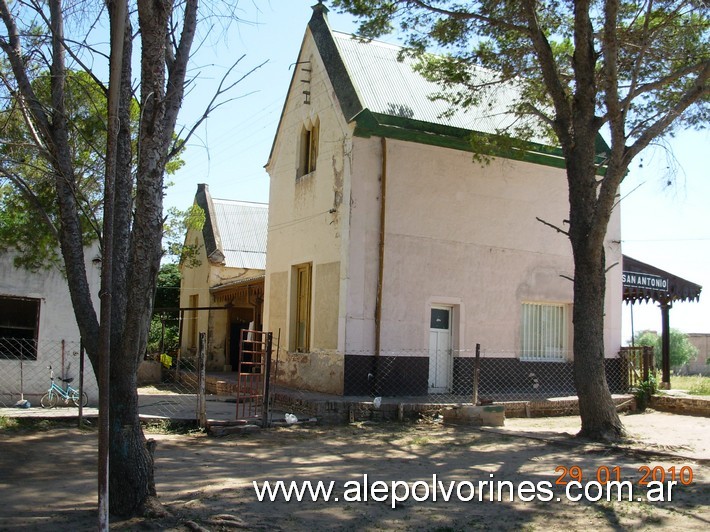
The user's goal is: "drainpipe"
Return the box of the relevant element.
[373,137,387,394]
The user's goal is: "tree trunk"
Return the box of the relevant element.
[107,355,159,516]
[571,246,625,441]
[1,0,198,517]
[566,146,625,442]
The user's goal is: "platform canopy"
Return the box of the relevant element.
[622,254,702,388]
[622,255,702,305]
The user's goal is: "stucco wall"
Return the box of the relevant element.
[0,245,101,403]
[681,334,710,375]
[313,261,340,350]
[346,137,622,358]
[263,27,350,391]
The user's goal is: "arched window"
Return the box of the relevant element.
[298,119,319,178]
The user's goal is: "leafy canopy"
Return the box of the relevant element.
[333,1,709,148]
[633,329,699,368]
[0,68,188,270]
[0,70,114,269]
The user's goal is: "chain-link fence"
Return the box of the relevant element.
[1,337,642,424]
[0,338,95,408]
[334,347,630,401]
[0,337,199,420]
[269,346,639,422]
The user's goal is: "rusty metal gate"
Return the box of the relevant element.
[235,330,272,424]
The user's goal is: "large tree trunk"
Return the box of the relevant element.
[108,355,158,516]
[566,143,625,441]
[571,245,625,440]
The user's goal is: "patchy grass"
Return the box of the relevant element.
[671,374,710,396]
[0,416,18,430]
[142,418,200,434]
[0,417,73,433]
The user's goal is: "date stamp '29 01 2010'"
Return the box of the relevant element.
[554,465,694,486]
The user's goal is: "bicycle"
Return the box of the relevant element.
[40,365,89,408]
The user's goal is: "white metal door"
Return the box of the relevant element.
[428,306,452,393]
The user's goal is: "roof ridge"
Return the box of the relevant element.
[211,198,269,207]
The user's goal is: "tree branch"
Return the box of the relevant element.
[0,166,60,240]
[0,0,53,144]
[625,60,710,165]
[162,0,198,148]
[168,57,268,160]
[536,216,569,236]
[519,0,573,147]
[407,0,529,33]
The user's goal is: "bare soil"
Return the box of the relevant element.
[0,410,708,531]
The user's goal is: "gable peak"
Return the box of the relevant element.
[311,1,329,19]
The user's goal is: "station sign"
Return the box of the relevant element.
[622,271,669,292]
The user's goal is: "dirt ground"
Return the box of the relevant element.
[0,410,708,531]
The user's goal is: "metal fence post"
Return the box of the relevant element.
[261,332,273,427]
[197,332,207,428]
[78,340,85,427]
[472,343,480,405]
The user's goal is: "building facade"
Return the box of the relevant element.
[179,184,268,371]
[263,5,622,396]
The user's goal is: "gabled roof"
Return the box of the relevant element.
[332,31,539,142]
[194,184,268,270]
[267,3,608,171]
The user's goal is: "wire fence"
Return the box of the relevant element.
[266,345,639,421]
[0,338,199,420]
[0,338,96,408]
[1,336,644,424]
[329,347,632,401]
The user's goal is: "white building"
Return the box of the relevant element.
[0,245,101,405]
[262,5,622,396]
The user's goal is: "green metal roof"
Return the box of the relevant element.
[306,4,609,171]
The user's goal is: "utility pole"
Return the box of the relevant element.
[98,1,127,528]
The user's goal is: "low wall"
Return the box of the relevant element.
[650,395,710,417]
[276,351,345,395]
[272,392,636,424]
[137,360,162,385]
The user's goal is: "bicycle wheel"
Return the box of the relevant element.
[71,390,89,407]
[41,392,58,408]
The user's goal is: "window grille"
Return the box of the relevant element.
[521,302,568,361]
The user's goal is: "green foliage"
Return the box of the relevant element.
[0,71,109,269]
[0,416,17,431]
[155,263,181,312]
[0,69,184,271]
[146,315,180,355]
[632,329,699,368]
[163,204,205,266]
[147,263,182,355]
[333,1,709,143]
[634,373,658,411]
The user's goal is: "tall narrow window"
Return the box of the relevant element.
[0,296,40,360]
[188,294,199,349]
[298,120,319,177]
[293,263,312,352]
[520,302,568,361]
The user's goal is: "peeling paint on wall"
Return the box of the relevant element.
[275,350,344,395]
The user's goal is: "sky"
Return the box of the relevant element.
[166,0,709,341]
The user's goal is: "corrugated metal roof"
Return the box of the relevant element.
[211,199,268,270]
[332,32,544,142]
